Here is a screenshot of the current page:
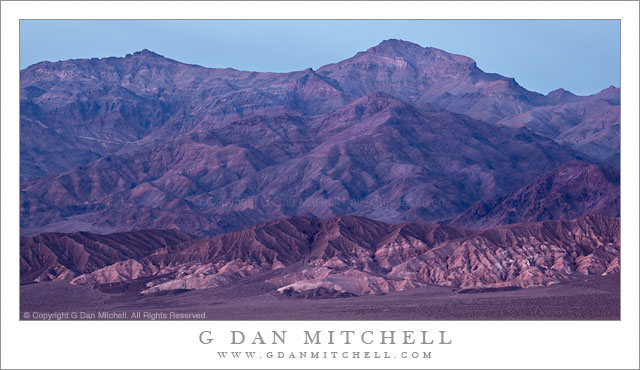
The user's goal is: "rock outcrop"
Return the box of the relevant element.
[21,215,620,296]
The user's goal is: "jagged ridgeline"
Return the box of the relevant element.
[20,40,619,237]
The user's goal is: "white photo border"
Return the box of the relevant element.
[2,1,638,369]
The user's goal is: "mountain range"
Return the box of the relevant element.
[20,39,620,302]
[20,40,619,237]
[21,214,619,296]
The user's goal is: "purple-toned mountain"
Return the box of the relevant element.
[317,39,550,123]
[20,214,619,295]
[448,161,620,229]
[20,229,192,284]
[497,86,620,166]
[20,93,580,236]
[20,40,619,237]
[20,50,350,180]
[21,40,619,180]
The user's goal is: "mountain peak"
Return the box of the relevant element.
[354,39,479,70]
[590,85,620,104]
[547,88,575,97]
[376,38,421,48]
[130,49,164,58]
[546,88,578,103]
[599,85,620,95]
[367,39,427,56]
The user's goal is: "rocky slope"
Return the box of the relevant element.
[20,215,619,297]
[20,39,619,238]
[496,86,620,166]
[448,161,620,229]
[21,40,619,178]
[316,39,551,124]
[20,40,557,180]
[20,229,192,284]
[20,93,580,236]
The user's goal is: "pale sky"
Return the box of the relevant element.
[20,20,620,96]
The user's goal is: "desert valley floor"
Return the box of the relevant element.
[21,272,619,320]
